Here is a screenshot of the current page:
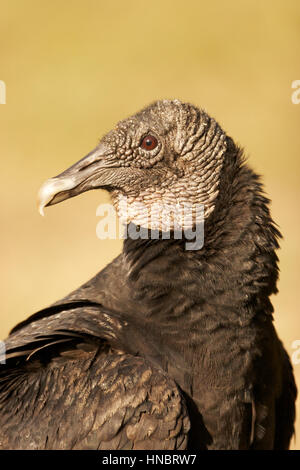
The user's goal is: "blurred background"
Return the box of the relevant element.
[0,0,299,448]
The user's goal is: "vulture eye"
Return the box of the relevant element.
[140,135,158,151]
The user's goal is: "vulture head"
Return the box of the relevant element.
[38,100,227,231]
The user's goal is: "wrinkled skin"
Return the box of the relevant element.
[0,100,297,450]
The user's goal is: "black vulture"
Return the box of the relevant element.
[0,100,297,449]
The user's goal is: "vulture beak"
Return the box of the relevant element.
[37,144,119,216]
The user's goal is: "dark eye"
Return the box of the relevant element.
[140,134,158,151]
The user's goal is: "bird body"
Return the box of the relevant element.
[0,100,296,449]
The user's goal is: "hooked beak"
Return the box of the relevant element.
[37,144,120,216]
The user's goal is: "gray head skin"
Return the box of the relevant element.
[38,100,227,230]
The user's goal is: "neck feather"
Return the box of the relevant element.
[122,137,281,322]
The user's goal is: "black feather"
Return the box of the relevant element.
[0,104,296,450]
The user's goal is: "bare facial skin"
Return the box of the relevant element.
[38,100,227,230]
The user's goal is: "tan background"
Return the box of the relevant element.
[0,0,299,448]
